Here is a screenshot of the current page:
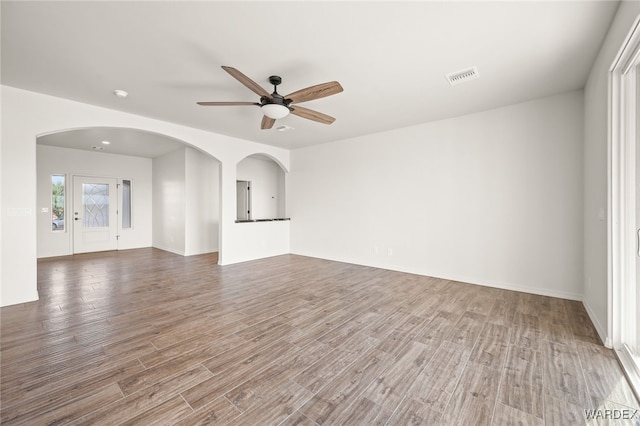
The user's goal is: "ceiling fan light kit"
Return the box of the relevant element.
[261,103,290,119]
[198,66,342,129]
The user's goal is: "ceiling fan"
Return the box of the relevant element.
[197,66,343,130]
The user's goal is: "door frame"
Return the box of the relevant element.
[72,175,119,254]
[236,180,251,221]
[609,13,640,398]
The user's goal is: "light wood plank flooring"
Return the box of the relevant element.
[1,248,638,425]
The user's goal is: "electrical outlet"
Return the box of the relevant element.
[388,248,393,256]
[374,246,379,255]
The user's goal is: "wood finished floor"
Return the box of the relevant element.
[1,249,639,425]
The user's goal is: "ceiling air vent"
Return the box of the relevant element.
[446,66,479,86]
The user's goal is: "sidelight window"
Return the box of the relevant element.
[122,179,132,229]
[51,174,65,231]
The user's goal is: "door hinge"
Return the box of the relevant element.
[116,235,120,240]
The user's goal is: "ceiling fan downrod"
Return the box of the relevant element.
[265,76,291,107]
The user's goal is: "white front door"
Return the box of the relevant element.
[73,176,118,253]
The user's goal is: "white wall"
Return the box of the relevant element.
[185,147,220,256]
[153,148,186,255]
[290,90,584,300]
[1,86,289,307]
[225,220,291,265]
[583,2,640,344]
[223,154,290,264]
[37,145,153,257]
[152,146,220,256]
[237,155,286,219]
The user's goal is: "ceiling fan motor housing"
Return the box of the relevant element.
[261,93,292,108]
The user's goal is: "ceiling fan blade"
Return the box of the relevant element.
[197,101,259,106]
[285,81,343,104]
[261,115,276,130]
[222,66,271,98]
[290,105,336,124]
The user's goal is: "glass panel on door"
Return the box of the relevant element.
[73,176,118,254]
[83,183,110,228]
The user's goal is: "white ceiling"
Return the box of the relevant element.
[2,1,620,154]
[37,127,187,159]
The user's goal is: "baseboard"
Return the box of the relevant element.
[219,250,289,266]
[289,250,583,301]
[419,270,583,301]
[0,290,40,308]
[151,244,185,256]
[183,249,219,257]
[582,298,611,347]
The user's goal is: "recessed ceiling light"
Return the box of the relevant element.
[276,125,294,132]
[113,89,129,98]
[101,140,111,145]
[91,146,104,150]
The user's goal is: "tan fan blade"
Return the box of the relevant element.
[197,101,259,106]
[222,66,270,98]
[285,81,343,104]
[261,115,276,129]
[290,105,336,124]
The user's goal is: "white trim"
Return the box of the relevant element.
[615,346,640,402]
[609,13,640,399]
[584,297,611,347]
[291,250,583,301]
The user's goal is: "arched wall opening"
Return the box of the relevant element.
[235,153,288,221]
[36,127,223,260]
[1,85,291,306]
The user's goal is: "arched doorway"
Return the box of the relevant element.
[236,154,288,221]
[36,127,222,259]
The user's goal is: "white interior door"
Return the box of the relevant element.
[73,176,118,253]
[236,180,251,220]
